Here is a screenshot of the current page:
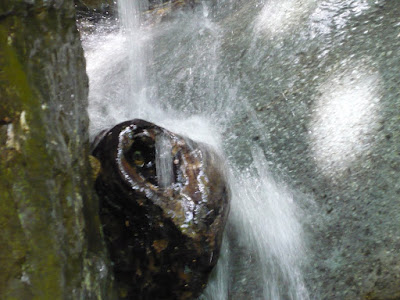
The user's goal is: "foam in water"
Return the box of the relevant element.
[82,0,310,299]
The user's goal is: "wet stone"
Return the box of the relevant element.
[92,119,230,299]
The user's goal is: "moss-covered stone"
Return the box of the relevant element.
[0,0,113,299]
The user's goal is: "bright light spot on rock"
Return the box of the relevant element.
[310,59,382,177]
[254,0,316,36]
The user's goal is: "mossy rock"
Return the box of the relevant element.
[0,0,113,298]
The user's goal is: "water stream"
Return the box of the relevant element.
[82,0,312,299]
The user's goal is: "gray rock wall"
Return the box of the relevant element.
[147,0,400,298]
[221,1,400,299]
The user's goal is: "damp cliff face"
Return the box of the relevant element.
[0,1,112,299]
[143,0,400,299]
[217,2,400,299]
[72,0,399,298]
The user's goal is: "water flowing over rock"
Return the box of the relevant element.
[0,0,113,298]
[74,0,198,20]
[75,0,116,19]
[80,0,400,299]
[145,1,400,299]
[92,119,230,299]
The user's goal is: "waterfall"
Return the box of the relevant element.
[155,132,174,189]
[201,147,309,300]
[118,0,149,118]
[82,0,310,299]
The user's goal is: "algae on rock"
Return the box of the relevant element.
[0,0,113,299]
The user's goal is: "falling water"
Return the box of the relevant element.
[155,132,174,189]
[118,0,148,116]
[82,0,310,299]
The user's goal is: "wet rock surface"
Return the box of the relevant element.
[75,0,116,20]
[92,119,230,299]
[0,0,113,299]
[74,0,198,20]
[146,0,400,298]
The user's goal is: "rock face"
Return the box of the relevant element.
[74,0,198,21]
[145,0,400,298]
[147,0,197,11]
[92,119,230,299]
[143,0,198,24]
[0,0,112,299]
[74,0,116,19]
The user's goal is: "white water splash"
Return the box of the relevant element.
[81,1,310,299]
[203,147,309,300]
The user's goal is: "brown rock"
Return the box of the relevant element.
[92,119,230,299]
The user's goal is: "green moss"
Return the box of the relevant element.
[0,2,112,299]
[0,20,65,299]
[0,18,31,299]
[364,291,400,300]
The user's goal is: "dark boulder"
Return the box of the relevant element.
[92,119,230,299]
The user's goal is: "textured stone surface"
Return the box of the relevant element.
[76,0,400,298]
[146,0,400,298]
[74,0,198,20]
[0,0,112,299]
[74,0,115,19]
[220,1,400,299]
[92,119,230,299]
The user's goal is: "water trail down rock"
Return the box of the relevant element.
[203,147,309,300]
[118,0,148,116]
[155,132,174,189]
